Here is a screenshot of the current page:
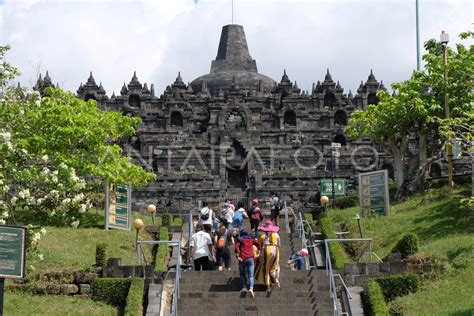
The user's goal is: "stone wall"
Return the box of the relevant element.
[8,269,99,296]
[342,253,436,287]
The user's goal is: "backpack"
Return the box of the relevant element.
[250,207,262,221]
[247,205,255,217]
[200,208,210,221]
[275,200,283,211]
[232,210,244,226]
[217,229,228,249]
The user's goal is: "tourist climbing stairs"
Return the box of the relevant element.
[177,223,334,315]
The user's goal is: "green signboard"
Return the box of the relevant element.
[0,225,27,279]
[320,179,346,196]
[105,182,132,231]
[358,169,390,217]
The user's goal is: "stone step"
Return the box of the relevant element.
[180,283,329,292]
[180,290,331,299]
[177,303,316,312]
[179,275,327,285]
[181,269,327,278]
[177,310,333,316]
[178,296,315,304]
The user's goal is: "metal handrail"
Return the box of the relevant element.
[291,210,318,270]
[324,238,380,316]
[187,206,199,264]
[137,240,182,316]
[283,204,316,271]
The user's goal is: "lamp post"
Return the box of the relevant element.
[320,195,329,213]
[147,204,157,225]
[355,213,363,238]
[133,219,144,249]
[440,30,454,187]
[330,142,341,202]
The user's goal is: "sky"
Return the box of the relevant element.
[0,0,472,95]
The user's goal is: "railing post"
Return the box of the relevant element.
[137,243,141,266]
[187,211,193,263]
[177,240,181,299]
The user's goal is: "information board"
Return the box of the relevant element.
[320,179,346,196]
[358,170,390,217]
[105,182,132,230]
[0,225,27,279]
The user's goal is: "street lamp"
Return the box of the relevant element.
[133,218,145,249]
[331,142,341,201]
[147,204,157,225]
[440,30,454,187]
[355,213,363,238]
[320,195,329,213]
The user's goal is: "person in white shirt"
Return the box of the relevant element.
[189,223,215,271]
[221,202,234,225]
[200,201,214,235]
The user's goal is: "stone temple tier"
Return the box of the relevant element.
[191,24,276,97]
[35,24,466,214]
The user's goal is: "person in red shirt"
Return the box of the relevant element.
[235,229,261,297]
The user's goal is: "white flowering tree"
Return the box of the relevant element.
[0,46,155,268]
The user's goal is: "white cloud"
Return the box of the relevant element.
[1,0,472,94]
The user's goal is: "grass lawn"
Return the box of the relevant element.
[4,292,118,315]
[328,185,473,261]
[29,212,159,274]
[327,185,474,315]
[390,261,474,315]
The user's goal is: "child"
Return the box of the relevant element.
[287,248,308,270]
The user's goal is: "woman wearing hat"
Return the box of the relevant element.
[255,220,281,292]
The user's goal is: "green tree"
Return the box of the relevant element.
[0,45,155,228]
[346,32,473,199]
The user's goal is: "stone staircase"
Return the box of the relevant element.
[177,227,334,316]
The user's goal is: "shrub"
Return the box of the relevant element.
[162,213,173,227]
[303,212,315,234]
[391,233,419,259]
[95,243,107,267]
[155,227,169,272]
[363,279,389,316]
[172,217,183,227]
[125,278,144,316]
[155,215,162,227]
[304,212,314,224]
[319,215,346,269]
[92,278,131,306]
[375,273,420,302]
[333,195,358,209]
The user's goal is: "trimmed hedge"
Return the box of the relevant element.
[363,279,389,316]
[155,227,169,272]
[319,215,346,269]
[376,273,420,302]
[95,243,107,267]
[162,213,173,227]
[124,278,144,316]
[304,212,314,225]
[391,233,419,259]
[172,217,183,227]
[92,278,131,307]
[333,195,358,209]
[304,213,315,233]
[430,174,471,188]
